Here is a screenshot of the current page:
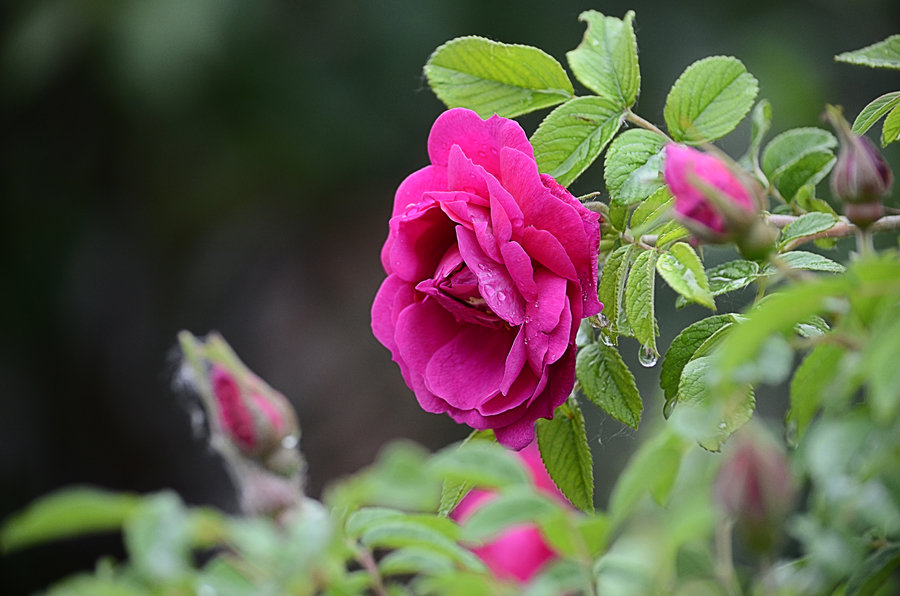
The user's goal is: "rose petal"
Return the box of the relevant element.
[389,200,456,282]
[447,144,490,199]
[424,326,514,410]
[500,241,537,302]
[521,227,577,281]
[457,227,525,326]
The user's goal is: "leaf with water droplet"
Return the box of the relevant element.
[638,345,658,367]
[660,314,738,402]
[624,249,658,355]
[576,343,642,428]
[598,245,634,342]
[566,10,640,108]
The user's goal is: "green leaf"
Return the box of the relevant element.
[851,91,900,135]
[761,250,846,275]
[670,357,755,451]
[608,428,688,527]
[664,56,758,144]
[845,543,900,596]
[531,96,625,186]
[379,546,456,577]
[882,103,900,146]
[778,212,839,248]
[598,245,634,340]
[794,184,838,217]
[437,430,496,517]
[576,343,642,428]
[864,309,900,423]
[604,129,667,206]
[660,314,738,402]
[566,10,640,107]
[360,519,484,571]
[630,186,673,236]
[624,249,658,355]
[460,487,560,542]
[424,36,573,118]
[431,437,528,493]
[536,398,594,512]
[788,343,844,442]
[1,487,140,553]
[654,220,691,247]
[761,127,837,201]
[740,99,773,170]
[124,492,191,582]
[656,242,715,309]
[835,34,900,70]
[705,259,760,296]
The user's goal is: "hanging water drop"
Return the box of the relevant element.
[638,345,658,368]
[281,434,299,450]
[600,332,615,347]
[663,399,676,419]
[588,313,609,329]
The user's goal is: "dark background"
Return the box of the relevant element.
[2,0,899,592]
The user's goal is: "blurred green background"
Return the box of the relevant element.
[2,0,899,592]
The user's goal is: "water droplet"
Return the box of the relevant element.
[477,263,488,272]
[281,435,299,450]
[588,313,609,329]
[496,291,506,302]
[600,333,615,347]
[638,345,658,368]
[477,150,487,158]
[663,399,676,419]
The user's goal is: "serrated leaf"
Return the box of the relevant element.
[664,56,758,144]
[670,357,755,451]
[656,242,715,309]
[1,487,140,553]
[531,96,625,186]
[778,212,839,248]
[660,314,738,401]
[882,103,900,146]
[794,184,839,216]
[125,492,191,582]
[705,259,760,296]
[740,99,772,170]
[424,36,573,118]
[788,343,844,442]
[604,129,666,206]
[864,309,900,423]
[761,127,837,200]
[437,430,496,517]
[347,509,459,543]
[598,245,633,340]
[536,398,593,512]
[760,250,845,275]
[851,91,900,135]
[630,186,673,236]
[654,220,691,247]
[566,10,640,107]
[624,249,658,354]
[608,428,687,527]
[835,34,900,70]
[460,487,560,542]
[576,343,642,428]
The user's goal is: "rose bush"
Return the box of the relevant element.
[371,108,601,449]
[451,440,569,582]
[664,143,756,237]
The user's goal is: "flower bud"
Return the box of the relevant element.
[664,144,760,242]
[714,427,796,553]
[827,109,893,206]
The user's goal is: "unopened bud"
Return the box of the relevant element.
[664,144,761,243]
[825,105,893,228]
[714,427,796,553]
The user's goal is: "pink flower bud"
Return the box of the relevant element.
[664,144,757,240]
[451,441,569,583]
[714,428,796,552]
[830,120,893,208]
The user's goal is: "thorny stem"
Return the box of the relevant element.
[626,109,673,142]
[639,214,900,248]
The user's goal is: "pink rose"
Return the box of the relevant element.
[664,144,756,237]
[371,108,601,450]
[451,441,568,582]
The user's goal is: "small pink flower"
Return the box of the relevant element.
[664,144,756,237]
[452,441,568,582]
[372,108,602,449]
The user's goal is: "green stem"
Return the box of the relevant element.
[855,227,875,257]
[355,543,389,596]
[715,518,742,596]
[625,110,673,142]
